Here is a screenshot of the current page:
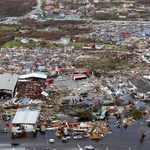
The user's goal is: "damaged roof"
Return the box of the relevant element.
[128,76,150,93]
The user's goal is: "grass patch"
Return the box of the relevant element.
[104,44,112,48]
[76,51,129,74]
[124,109,142,120]
[0,26,17,30]
[13,31,20,34]
[3,41,38,47]
[113,47,123,51]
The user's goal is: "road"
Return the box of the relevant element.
[1,0,150,25]
[54,18,150,24]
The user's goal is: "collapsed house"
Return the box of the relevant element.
[16,73,48,100]
[128,76,150,99]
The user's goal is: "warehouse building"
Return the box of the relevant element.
[11,107,40,134]
[18,73,47,82]
[0,73,19,98]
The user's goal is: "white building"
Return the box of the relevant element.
[95,44,104,49]
[30,14,39,20]
[82,45,92,49]
[11,107,40,134]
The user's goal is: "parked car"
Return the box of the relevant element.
[11,142,20,146]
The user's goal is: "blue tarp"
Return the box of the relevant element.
[145,34,150,36]
[22,98,30,104]
[22,69,30,72]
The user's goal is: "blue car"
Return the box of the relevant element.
[11,142,20,146]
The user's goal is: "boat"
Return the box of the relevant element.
[73,136,78,139]
[146,118,150,126]
[85,145,95,150]
[117,124,120,128]
[77,135,82,139]
[116,121,121,124]
[123,119,128,127]
[100,133,104,138]
[49,139,54,143]
[108,130,112,134]
[66,136,70,140]
[62,136,67,142]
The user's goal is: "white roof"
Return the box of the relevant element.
[143,75,150,80]
[12,110,39,124]
[41,91,49,97]
[19,73,47,79]
[0,73,19,92]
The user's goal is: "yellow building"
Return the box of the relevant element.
[123,3,133,8]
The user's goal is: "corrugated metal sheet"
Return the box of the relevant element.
[12,110,39,124]
[0,73,19,92]
[19,73,47,79]
[0,148,25,150]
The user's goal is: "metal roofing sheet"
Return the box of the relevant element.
[12,111,26,124]
[0,148,25,150]
[22,98,30,104]
[0,73,19,92]
[24,111,39,124]
[12,110,39,124]
[19,73,47,79]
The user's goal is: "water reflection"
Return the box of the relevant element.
[139,136,145,144]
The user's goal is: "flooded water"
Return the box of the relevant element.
[47,117,150,150]
[1,79,150,150]
[113,82,150,109]
[0,116,150,150]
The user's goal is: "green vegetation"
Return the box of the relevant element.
[3,41,38,47]
[125,109,142,120]
[59,104,91,120]
[113,47,123,51]
[68,110,92,121]
[103,103,116,106]
[76,57,127,72]
[14,31,20,34]
[104,45,112,48]
[0,27,17,30]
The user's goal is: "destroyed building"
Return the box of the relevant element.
[0,73,19,98]
[128,76,150,99]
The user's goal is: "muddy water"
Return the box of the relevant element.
[1,80,150,149]
[0,116,150,150]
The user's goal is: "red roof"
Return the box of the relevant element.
[78,63,84,67]
[44,6,54,10]
[72,74,86,80]
[46,79,54,84]
[121,32,131,35]
[70,123,80,127]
